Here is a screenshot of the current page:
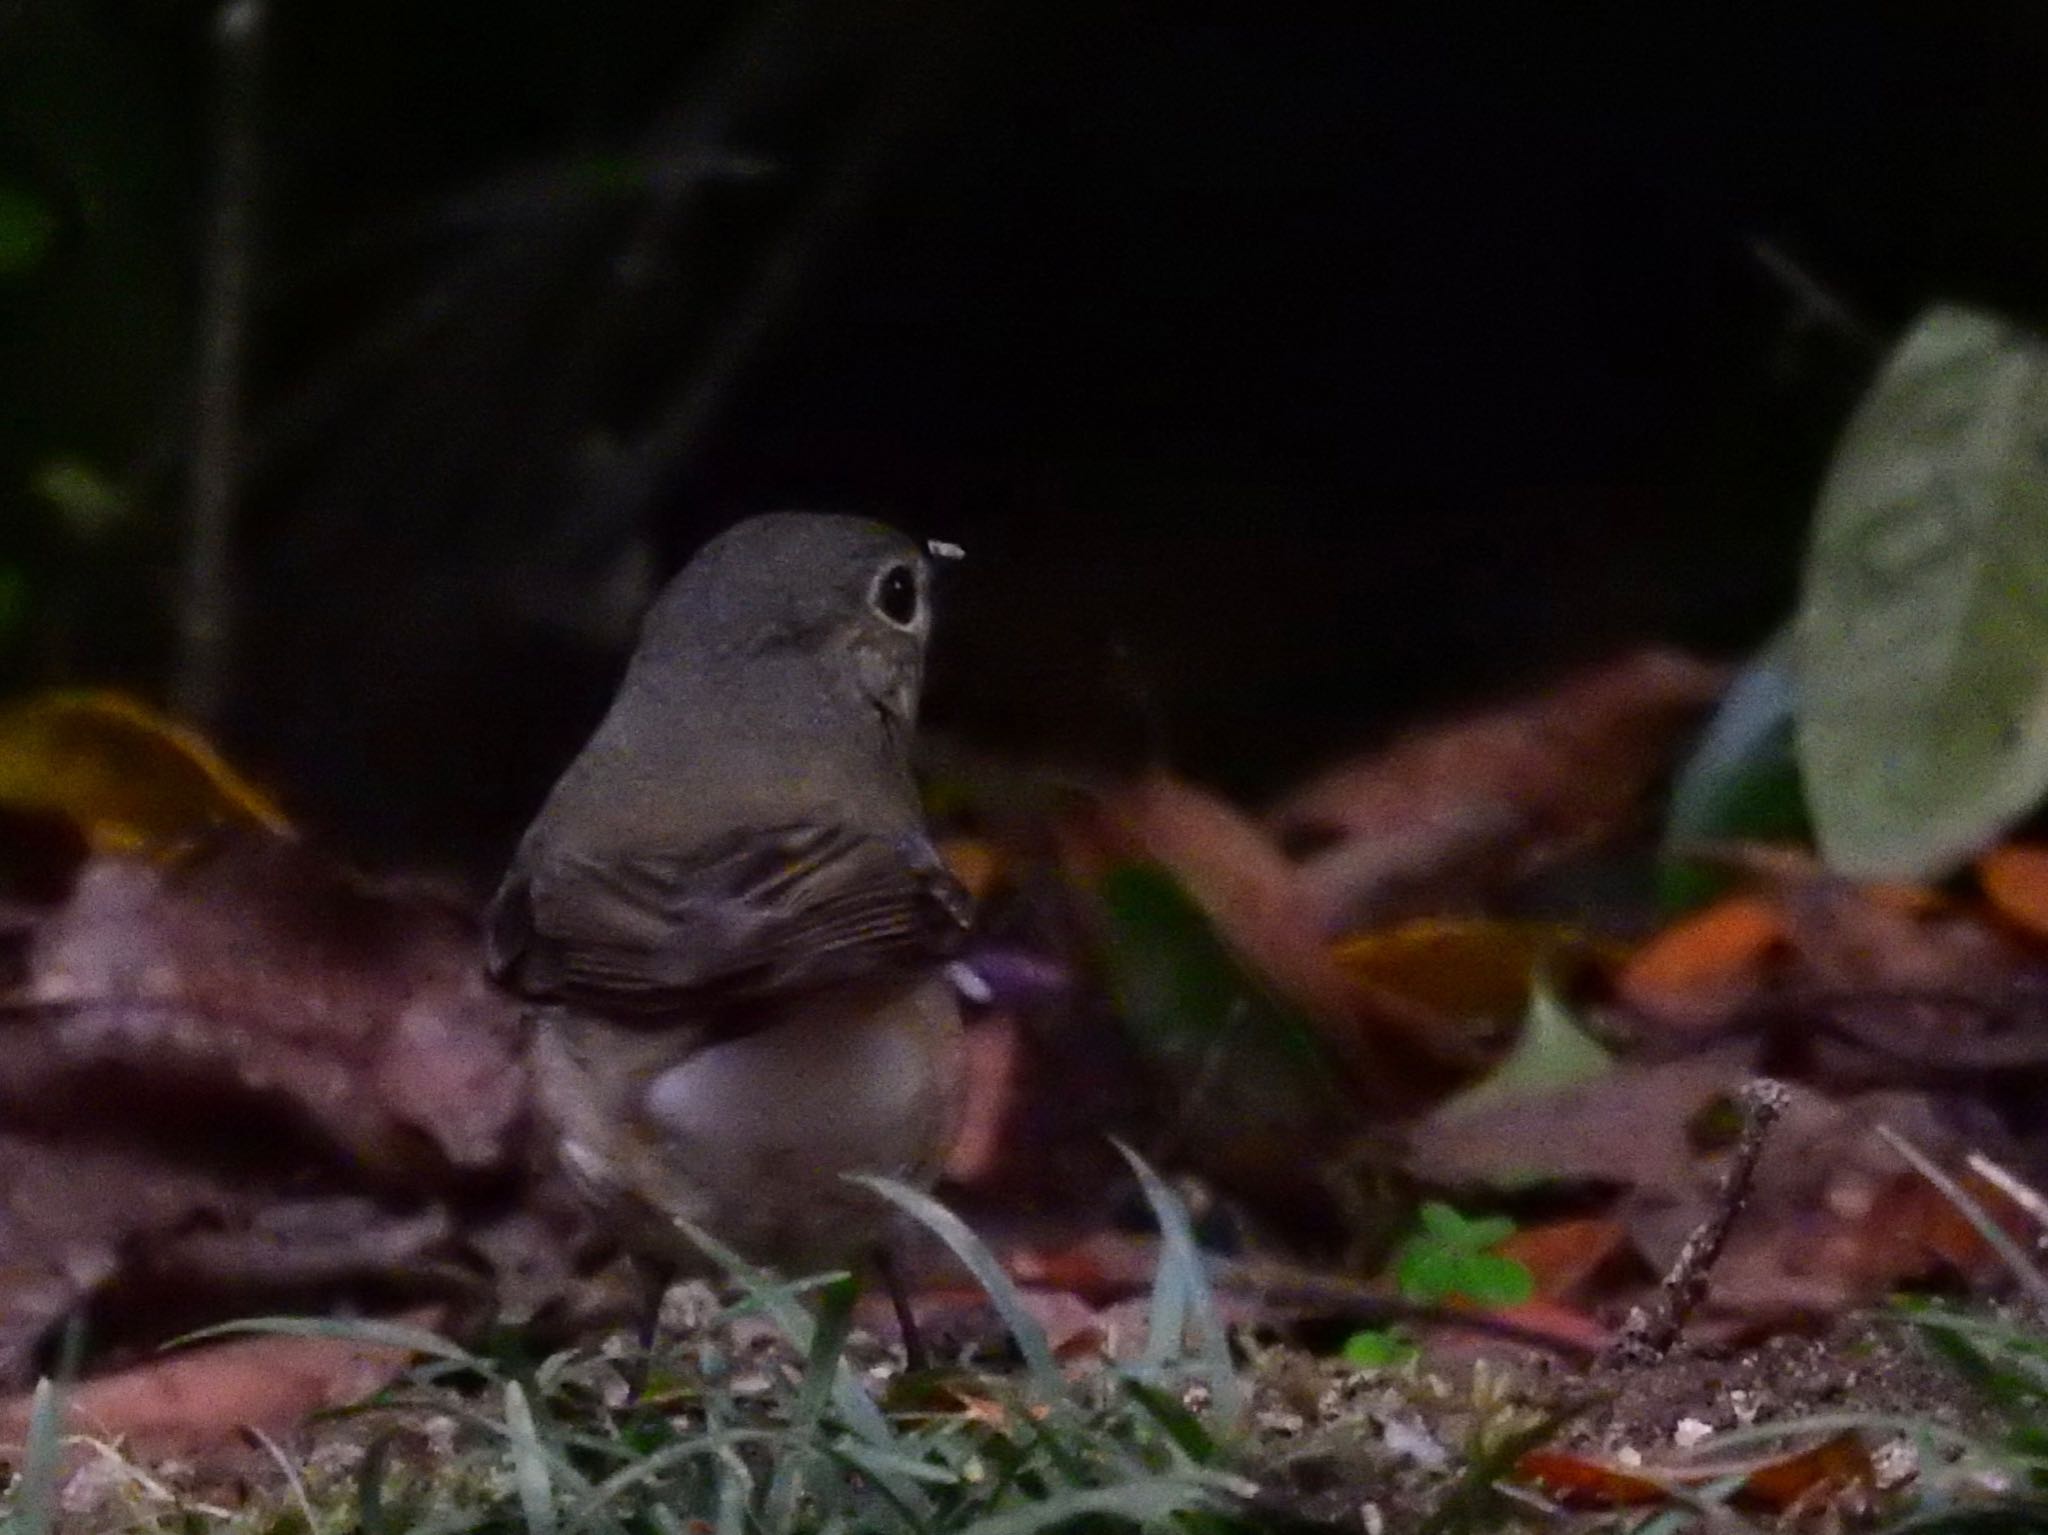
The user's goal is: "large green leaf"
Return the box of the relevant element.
[1796,304,2048,878]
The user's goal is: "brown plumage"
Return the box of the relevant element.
[487,513,970,1281]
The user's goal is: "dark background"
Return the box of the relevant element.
[3,0,2040,868]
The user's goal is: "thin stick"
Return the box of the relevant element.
[177,0,265,725]
[1966,1151,2048,1233]
[1601,1077,1789,1367]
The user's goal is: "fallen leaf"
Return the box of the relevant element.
[1493,1218,1630,1302]
[0,692,290,854]
[1332,918,1619,1023]
[1978,842,2048,942]
[938,836,1005,905]
[1513,1448,1665,1507]
[0,1310,442,1463]
[1065,773,1465,1101]
[1516,1430,1871,1512]
[1616,895,1787,1029]
[1271,649,1727,931]
[18,838,524,1180]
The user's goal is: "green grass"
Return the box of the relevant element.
[0,1161,1262,1535]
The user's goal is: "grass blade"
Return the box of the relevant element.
[670,1216,933,1523]
[763,1274,859,1534]
[504,1381,558,1535]
[853,1175,1063,1402]
[1879,1126,2048,1312]
[950,1472,1240,1535]
[1113,1139,1246,1425]
[9,1378,63,1535]
[169,1314,484,1368]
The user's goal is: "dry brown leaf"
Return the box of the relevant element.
[1493,1217,1630,1302]
[1062,771,1463,1096]
[1270,649,1727,931]
[17,838,524,1181]
[1516,1429,1871,1513]
[1333,918,1619,1023]
[0,1310,442,1464]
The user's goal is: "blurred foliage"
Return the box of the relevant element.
[1391,1203,1533,1309]
[1796,305,2048,880]
[1659,633,1808,909]
[1668,303,2048,887]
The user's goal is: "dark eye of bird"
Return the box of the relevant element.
[875,564,920,626]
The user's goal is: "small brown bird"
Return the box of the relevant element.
[485,513,972,1337]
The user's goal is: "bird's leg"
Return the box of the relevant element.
[871,1242,929,1373]
[627,1255,676,1404]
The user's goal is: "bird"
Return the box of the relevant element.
[485,512,973,1356]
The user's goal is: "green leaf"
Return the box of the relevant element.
[1340,1329,1416,1368]
[0,183,56,279]
[1797,303,2048,878]
[1445,1253,1535,1307]
[1092,863,1348,1160]
[1660,632,1809,908]
[1393,1204,1533,1306]
[502,1382,558,1535]
[1433,977,1613,1120]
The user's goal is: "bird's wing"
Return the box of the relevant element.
[485,821,972,1016]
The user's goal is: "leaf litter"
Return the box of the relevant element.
[0,655,2043,1529]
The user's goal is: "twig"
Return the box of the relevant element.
[1966,1150,2048,1234]
[1748,238,1884,354]
[176,0,265,725]
[597,0,994,518]
[1600,1077,1789,1367]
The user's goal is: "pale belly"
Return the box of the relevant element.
[532,976,964,1275]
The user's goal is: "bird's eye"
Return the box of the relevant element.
[873,563,920,627]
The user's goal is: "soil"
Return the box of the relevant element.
[1246,1314,2005,1530]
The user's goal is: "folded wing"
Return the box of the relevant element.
[486,821,972,1017]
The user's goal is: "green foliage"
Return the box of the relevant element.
[1796,304,2048,879]
[1433,977,1612,1122]
[1391,1203,1534,1309]
[1094,863,1348,1142]
[1660,632,1809,909]
[1338,1329,1417,1369]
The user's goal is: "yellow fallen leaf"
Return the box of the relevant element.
[0,690,290,854]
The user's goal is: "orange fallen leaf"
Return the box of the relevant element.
[1333,918,1619,1023]
[1514,1448,1665,1507]
[1063,772,1462,1096]
[1616,896,1785,1019]
[1493,1217,1629,1302]
[1979,843,2048,942]
[1737,1430,1872,1511]
[1517,1431,1871,1512]
[939,836,1004,905]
